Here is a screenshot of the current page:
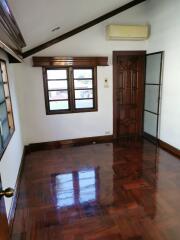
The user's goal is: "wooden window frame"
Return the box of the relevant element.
[0,59,15,160]
[43,66,98,115]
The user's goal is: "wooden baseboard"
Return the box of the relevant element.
[8,146,27,235]
[25,135,114,153]
[159,140,180,158]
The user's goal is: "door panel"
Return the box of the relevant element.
[143,52,163,142]
[0,176,10,240]
[113,51,146,139]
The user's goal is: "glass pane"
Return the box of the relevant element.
[75,99,93,109]
[50,101,69,110]
[74,69,92,79]
[2,120,9,143]
[146,54,162,84]
[47,69,67,80]
[79,169,96,204]
[55,173,74,208]
[75,90,93,99]
[74,80,92,89]
[145,85,159,113]
[49,91,68,100]
[0,102,8,122]
[0,83,5,102]
[144,111,157,137]
[48,80,68,90]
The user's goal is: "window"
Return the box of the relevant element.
[43,67,97,114]
[0,60,14,158]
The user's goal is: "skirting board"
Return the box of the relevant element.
[159,140,180,158]
[8,147,27,236]
[25,135,114,153]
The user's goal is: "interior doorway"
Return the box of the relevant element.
[113,51,146,139]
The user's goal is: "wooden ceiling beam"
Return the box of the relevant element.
[22,0,147,58]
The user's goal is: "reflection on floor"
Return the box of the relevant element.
[11,140,180,240]
[54,168,98,208]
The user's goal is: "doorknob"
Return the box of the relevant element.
[0,188,14,199]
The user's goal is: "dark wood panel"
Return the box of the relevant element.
[23,0,147,58]
[25,135,113,153]
[11,139,180,239]
[113,51,146,139]
[33,56,108,67]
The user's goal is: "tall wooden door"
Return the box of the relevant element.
[0,176,10,240]
[113,51,146,139]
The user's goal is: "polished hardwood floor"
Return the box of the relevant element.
[11,140,180,240]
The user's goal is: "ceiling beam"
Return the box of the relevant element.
[22,0,147,58]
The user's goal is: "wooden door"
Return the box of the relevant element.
[0,176,10,240]
[113,51,146,139]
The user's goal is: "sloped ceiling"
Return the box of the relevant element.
[8,0,132,51]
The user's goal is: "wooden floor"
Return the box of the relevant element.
[11,140,180,240]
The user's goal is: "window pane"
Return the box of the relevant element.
[75,99,93,109]
[50,101,69,110]
[144,111,158,137]
[75,90,93,99]
[49,91,68,100]
[2,120,9,143]
[146,54,161,84]
[0,103,8,121]
[74,69,92,79]
[47,69,67,80]
[0,83,5,102]
[145,85,159,113]
[48,80,68,90]
[74,80,92,89]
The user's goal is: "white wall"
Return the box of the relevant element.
[147,0,180,149]
[13,4,148,145]
[0,50,24,216]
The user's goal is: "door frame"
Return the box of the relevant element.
[113,51,146,139]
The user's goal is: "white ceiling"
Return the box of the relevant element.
[8,0,132,51]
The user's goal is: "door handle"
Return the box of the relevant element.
[0,188,14,199]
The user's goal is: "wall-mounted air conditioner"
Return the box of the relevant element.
[106,24,149,41]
